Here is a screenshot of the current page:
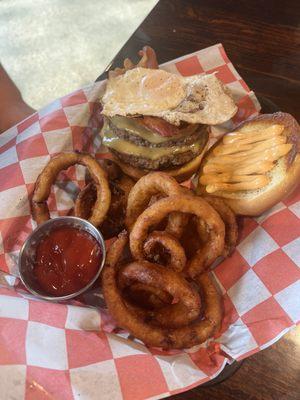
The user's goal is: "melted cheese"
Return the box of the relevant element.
[102,132,202,161]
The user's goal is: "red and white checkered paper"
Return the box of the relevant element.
[0,44,299,400]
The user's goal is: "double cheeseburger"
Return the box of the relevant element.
[100,63,237,181]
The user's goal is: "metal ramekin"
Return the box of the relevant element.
[18,216,106,301]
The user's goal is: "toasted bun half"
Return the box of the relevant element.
[196,112,300,216]
[114,142,208,183]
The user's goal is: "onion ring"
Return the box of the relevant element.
[102,239,222,349]
[143,231,187,272]
[125,172,185,238]
[124,282,173,310]
[118,261,201,328]
[32,152,111,227]
[130,195,225,277]
[203,196,238,257]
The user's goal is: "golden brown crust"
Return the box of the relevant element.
[196,112,300,216]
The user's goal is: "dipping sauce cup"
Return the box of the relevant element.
[18,217,106,301]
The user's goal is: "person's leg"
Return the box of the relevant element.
[0,64,35,133]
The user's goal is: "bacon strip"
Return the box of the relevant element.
[138,116,180,137]
[108,46,159,79]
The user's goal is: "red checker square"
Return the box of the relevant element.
[218,293,239,335]
[26,367,73,400]
[71,126,85,151]
[214,251,250,291]
[16,135,48,161]
[219,46,230,63]
[189,347,225,377]
[0,163,25,191]
[0,254,9,273]
[115,354,168,400]
[241,297,293,347]
[0,216,32,253]
[232,96,257,124]
[0,286,22,297]
[239,79,250,93]
[25,183,35,198]
[253,249,300,295]
[283,186,300,207]
[61,90,88,107]
[175,55,204,76]
[17,113,39,134]
[0,138,17,155]
[56,165,77,182]
[261,208,300,246]
[48,190,58,211]
[238,217,259,243]
[29,300,68,329]
[0,318,27,364]
[236,347,259,361]
[206,64,237,84]
[40,109,69,132]
[66,329,112,369]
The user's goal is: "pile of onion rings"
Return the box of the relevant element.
[31,152,135,239]
[102,172,238,349]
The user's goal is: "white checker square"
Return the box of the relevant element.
[38,98,62,118]
[0,365,26,400]
[70,360,122,400]
[274,281,300,323]
[0,271,17,287]
[289,201,300,219]
[283,238,300,267]
[254,202,286,224]
[226,81,248,103]
[227,62,241,80]
[198,45,225,71]
[5,251,18,276]
[0,295,28,319]
[43,128,73,154]
[217,318,258,359]
[155,353,207,391]
[83,81,105,102]
[26,321,68,369]
[0,146,18,169]
[107,332,149,358]
[0,185,30,219]
[64,103,90,127]
[65,305,101,331]
[227,269,271,316]
[0,185,30,220]
[160,63,181,75]
[147,393,171,400]
[0,125,18,147]
[5,251,20,275]
[75,164,86,181]
[16,121,41,144]
[20,155,50,184]
[237,226,279,266]
[54,186,75,211]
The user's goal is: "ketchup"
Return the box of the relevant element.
[34,226,102,296]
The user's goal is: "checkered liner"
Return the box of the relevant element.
[0,44,299,400]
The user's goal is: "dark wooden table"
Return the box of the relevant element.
[99,1,300,398]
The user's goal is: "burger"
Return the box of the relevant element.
[100,52,237,181]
